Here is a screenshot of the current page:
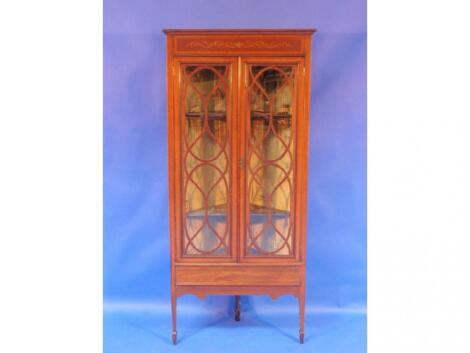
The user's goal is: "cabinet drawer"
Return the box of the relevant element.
[175,265,301,286]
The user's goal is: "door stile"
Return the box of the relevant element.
[172,56,183,263]
[238,60,248,262]
[230,57,240,262]
[293,61,306,262]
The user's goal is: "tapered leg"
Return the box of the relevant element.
[171,293,177,345]
[234,295,241,321]
[299,294,305,344]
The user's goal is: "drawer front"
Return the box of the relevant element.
[175,265,301,286]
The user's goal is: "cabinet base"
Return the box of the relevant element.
[175,285,300,299]
[171,286,305,344]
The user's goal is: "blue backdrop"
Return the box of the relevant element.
[104,1,366,352]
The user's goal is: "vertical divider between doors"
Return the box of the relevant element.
[231,57,240,263]
[238,57,247,263]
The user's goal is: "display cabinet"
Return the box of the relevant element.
[164,29,315,344]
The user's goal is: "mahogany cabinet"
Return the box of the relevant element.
[164,29,316,344]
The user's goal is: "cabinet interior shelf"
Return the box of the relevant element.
[186,204,289,223]
[251,111,291,121]
[186,112,226,121]
[185,111,292,121]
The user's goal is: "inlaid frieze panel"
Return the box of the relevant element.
[174,35,304,56]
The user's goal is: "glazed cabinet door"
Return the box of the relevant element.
[172,57,238,262]
[239,58,305,261]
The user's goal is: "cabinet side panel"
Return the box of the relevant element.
[300,35,312,264]
[166,35,177,291]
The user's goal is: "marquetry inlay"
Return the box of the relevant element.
[175,36,303,55]
[186,40,293,49]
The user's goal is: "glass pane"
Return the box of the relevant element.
[182,65,230,256]
[246,65,295,256]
